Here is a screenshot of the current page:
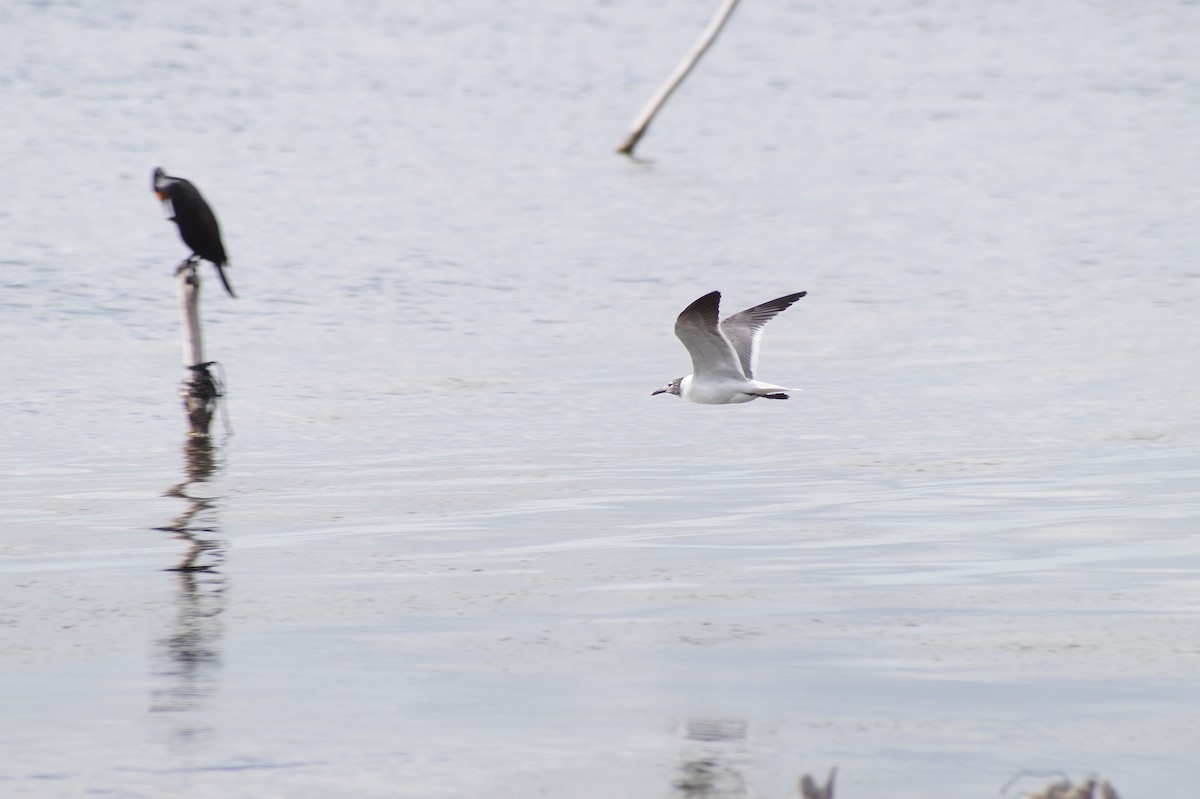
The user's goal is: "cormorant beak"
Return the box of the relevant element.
[155,191,166,201]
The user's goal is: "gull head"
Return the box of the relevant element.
[652,378,683,398]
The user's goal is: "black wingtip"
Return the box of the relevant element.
[678,290,722,323]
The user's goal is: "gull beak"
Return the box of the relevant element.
[651,387,667,396]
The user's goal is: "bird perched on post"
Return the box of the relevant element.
[653,290,806,404]
[152,167,236,298]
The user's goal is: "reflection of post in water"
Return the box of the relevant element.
[673,718,750,799]
[150,437,228,743]
[672,718,837,798]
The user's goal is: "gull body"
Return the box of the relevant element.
[153,167,236,298]
[652,290,806,405]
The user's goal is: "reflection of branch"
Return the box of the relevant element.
[150,437,228,743]
[672,719,840,799]
[157,438,224,573]
[673,718,749,798]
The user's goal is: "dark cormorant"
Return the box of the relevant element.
[152,167,236,298]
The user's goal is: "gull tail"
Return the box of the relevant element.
[750,382,800,400]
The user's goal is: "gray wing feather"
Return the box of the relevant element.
[720,291,807,378]
[674,291,745,380]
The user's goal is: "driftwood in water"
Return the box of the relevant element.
[616,0,742,157]
[176,261,222,437]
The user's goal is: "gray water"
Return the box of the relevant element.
[2,1,1199,797]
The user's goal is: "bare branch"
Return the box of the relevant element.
[617,0,742,157]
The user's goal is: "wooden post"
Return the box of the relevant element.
[616,0,742,157]
[177,261,219,437]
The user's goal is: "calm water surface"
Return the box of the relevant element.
[2,1,1199,797]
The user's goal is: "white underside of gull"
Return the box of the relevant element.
[678,374,796,405]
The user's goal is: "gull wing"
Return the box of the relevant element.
[720,291,806,379]
[674,291,746,380]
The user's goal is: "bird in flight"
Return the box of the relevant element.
[152,167,236,298]
[653,290,807,404]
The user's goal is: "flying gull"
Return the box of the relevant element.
[652,290,807,404]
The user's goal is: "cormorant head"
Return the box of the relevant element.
[152,166,170,200]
